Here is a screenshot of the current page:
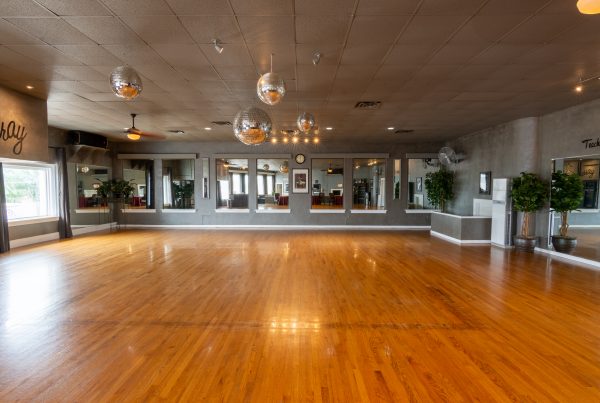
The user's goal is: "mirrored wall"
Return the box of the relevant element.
[407,158,439,210]
[311,159,344,209]
[352,158,386,210]
[257,158,289,210]
[75,164,110,209]
[123,159,154,209]
[550,156,600,261]
[163,159,194,209]
[216,158,249,209]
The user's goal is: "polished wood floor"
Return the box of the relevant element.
[1,230,600,402]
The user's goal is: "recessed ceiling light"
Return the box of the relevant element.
[283,137,289,143]
[204,127,212,130]
[26,85,34,90]
[325,127,333,131]
[292,137,299,144]
[313,138,319,144]
[387,127,395,130]
[271,138,278,143]
[304,138,309,143]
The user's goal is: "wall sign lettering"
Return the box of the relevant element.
[0,120,27,155]
[582,138,600,149]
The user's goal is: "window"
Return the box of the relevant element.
[311,159,344,209]
[162,159,194,209]
[216,158,248,209]
[4,163,57,220]
[352,158,386,210]
[257,158,289,210]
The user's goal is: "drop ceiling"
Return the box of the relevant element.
[1,0,600,144]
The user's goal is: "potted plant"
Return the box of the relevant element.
[511,172,548,252]
[424,168,454,212]
[97,181,112,199]
[550,170,584,254]
[111,179,135,200]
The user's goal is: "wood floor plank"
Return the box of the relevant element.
[0,229,599,401]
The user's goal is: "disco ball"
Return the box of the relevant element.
[257,72,286,105]
[233,107,272,145]
[110,66,143,100]
[297,112,315,133]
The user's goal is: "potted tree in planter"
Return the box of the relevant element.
[511,172,548,252]
[550,170,584,254]
[424,168,454,212]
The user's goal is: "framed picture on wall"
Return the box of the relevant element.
[479,171,491,194]
[292,169,309,193]
[415,177,423,193]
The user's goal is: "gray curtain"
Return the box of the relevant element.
[55,147,73,239]
[0,163,10,253]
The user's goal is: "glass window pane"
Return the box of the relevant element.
[5,164,56,220]
[352,159,386,210]
[257,159,289,210]
[311,159,344,210]
[216,158,248,209]
[163,159,194,209]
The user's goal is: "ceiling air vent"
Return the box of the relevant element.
[354,101,381,109]
[394,129,414,134]
[211,120,232,126]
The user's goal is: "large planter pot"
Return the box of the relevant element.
[551,236,577,254]
[514,236,537,252]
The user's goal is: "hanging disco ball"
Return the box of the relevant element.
[297,112,315,133]
[257,72,286,105]
[233,107,272,145]
[110,66,143,100]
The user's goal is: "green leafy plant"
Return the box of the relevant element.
[97,179,135,199]
[550,170,584,238]
[511,172,548,238]
[96,181,112,198]
[172,181,194,208]
[424,168,454,212]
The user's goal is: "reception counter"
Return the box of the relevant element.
[430,212,491,244]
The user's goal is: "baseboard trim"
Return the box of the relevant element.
[534,247,600,270]
[430,230,491,245]
[122,224,431,231]
[10,232,60,249]
[72,223,117,236]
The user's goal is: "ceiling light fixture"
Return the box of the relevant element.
[212,39,223,54]
[325,127,333,131]
[292,136,299,144]
[313,138,319,144]
[304,138,309,143]
[233,107,272,145]
[283,137,289,143]
[577,0,600,14]
[297,112,315,133]
[204,127,212,130]
[127,133,141,141]
[271,138,278,144]
[387,127,395,130]
[26,85,34,90]
[312,52,321,65]
[257,53,286,105]
[110,66,143,100]
[574,74,600,93]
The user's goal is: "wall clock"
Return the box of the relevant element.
[295,154,306,164]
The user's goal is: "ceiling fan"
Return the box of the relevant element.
[124,113,166,141]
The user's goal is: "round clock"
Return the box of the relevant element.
[295,154,306,164]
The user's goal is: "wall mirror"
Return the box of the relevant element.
[202,157,209,199]
[123,159,154,209]
[257,158,289,210]
[407,158,439,209]
[393,159,401,200]
[216,158,248,209]
[311,159,344,210]
[549,156,600,262]
[352,158,386,210]
[74,164,110,210]
[163,159,194,209]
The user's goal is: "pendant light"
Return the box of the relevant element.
[297,112,315,133]
[233,107,272,145]
[257,54,286,105]
[577,0,600,14]
[110,66,143,100]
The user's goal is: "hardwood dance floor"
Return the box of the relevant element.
[1,230,599,402]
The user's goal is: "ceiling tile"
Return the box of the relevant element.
[341,44,390,65]
[0,0,55,17]
[65,17,144,45]
[296,44,343,66]
[6,17,95,45]
[385,44,438,65]
[478,0,551,15]
[180,16,243,44]
[121,16,194,44]
[103,44,165,65]
[248,43,296,71]
[346,16,410,45]
[356,0,419,16]
[397,15,468,44]
[500,14,580,45]
[450,15,526,45]
[52,66,106,80]
[165,0,232,15]
[428,44,487,64]
[469,44,536,65]
[101,0,174,15]
[0,18,44,45]
[198,44,253,66]
[237,16,294,44]
[151,44,209,66]
[296,16,351,44]
[215,65,258,80]
[230,0,292,15]
[173,65,221,81]
[295,0,355,15]
[34,0,110,16]
[54,44,123,65]
[7,44,83,65]
[418,0,486,15]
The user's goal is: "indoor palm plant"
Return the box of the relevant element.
[550,170,584,254]
[511,172,548,252]
[424,168,454,212]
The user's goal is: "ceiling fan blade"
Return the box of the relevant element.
[127,127,142,134]
[139,131,167,140]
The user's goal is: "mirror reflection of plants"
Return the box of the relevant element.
[97,179,135,199]
[173,181,194,208]
[550,170,584,253]
[424,168,454,212]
